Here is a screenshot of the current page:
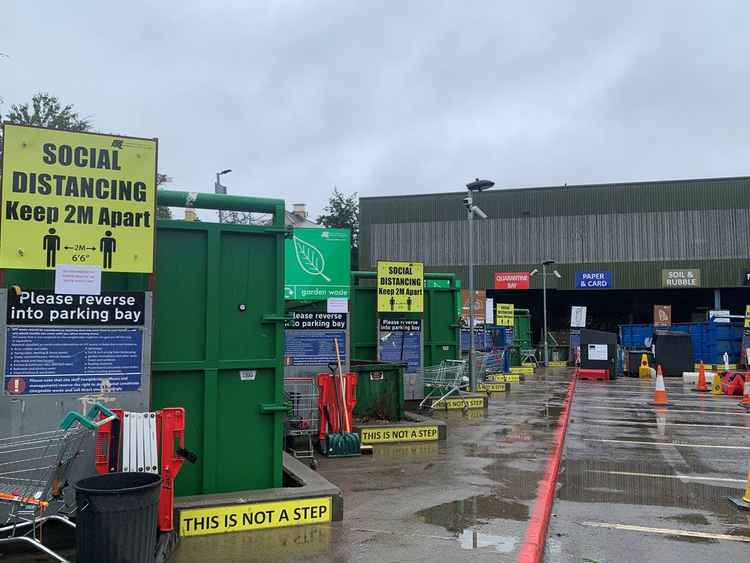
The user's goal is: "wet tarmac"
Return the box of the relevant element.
[172,371,574,562]
[546,375,750,562]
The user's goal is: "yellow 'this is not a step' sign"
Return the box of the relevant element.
[0,124,157,273]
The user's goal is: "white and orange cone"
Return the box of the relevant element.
[650,365,671,407]
[694,360,709,392]
[739,380,750,409]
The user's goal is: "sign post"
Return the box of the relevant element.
[661,269,701,288]
[494,272,529,289]
[495,303,514,327]
[575,271,612,289]
[0,125,156,273]
[376,261,424,313]
[569,306,586,367]
[654,305,672,329]
[284,229,350,300]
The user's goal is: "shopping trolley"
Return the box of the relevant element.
[418,359,470,410]
[284,376,319,468]
[475,350,506,381]
[0,403,116,563]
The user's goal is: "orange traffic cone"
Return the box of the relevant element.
[694,361,709,392]
[650,365,671,406]
[739,380,750,409]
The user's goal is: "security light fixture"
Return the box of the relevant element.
[464,178,494,391]
[466,178,495,192]
[530,260,563,366]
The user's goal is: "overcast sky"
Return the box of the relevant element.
[3,1,749,218]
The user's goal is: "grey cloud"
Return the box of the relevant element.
[3,1,749,216]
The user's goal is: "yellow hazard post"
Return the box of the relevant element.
[729,456,750,510]
[639,353,651,379]
[712,372,724,395]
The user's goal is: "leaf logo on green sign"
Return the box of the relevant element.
[293,236,331,282]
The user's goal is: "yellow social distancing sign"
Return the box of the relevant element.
[495,303,514,326]
[745,305,750,328]
[0,124,156,273]
[377,260,424,312]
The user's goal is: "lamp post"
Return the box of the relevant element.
[215,169,232,223]
[465,178,494,391]
[530,260,561,366]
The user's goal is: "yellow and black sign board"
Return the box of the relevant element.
[477,382,508,392]
[373,441,439,458]
[511,366,535,376]
[487,373,523,383]
[547,361,567,368]
[179,497,332,537]
[0,125,156,273]
[495,303,514,326]
[377,260,424,312]
[696,363,736,371]
[745,305,750,328]
[431,396,485,410]
[360,425,438,444]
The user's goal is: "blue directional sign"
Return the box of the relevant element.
[575,271,612,289]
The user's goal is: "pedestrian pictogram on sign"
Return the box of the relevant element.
[0,125,157,273]
[377,261,424,312]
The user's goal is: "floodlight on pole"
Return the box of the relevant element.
[215,169,233,222]
[530,259,560,366]
[464,178,494,392]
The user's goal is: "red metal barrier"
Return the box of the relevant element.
[95,407,190,532]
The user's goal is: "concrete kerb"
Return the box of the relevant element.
[174,452,343,537]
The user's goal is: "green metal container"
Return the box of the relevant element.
[349,271,460,367]
[350,360,405,421]
[151,214,287,497]
[508,310,532,366]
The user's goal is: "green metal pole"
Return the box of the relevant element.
[157,190,284,216]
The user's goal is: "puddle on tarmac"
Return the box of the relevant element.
[458,529,517,552]
[415,494,529,532]
[664,512,710,525]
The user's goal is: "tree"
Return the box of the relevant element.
[5,92,92,131]
[317,187,359,267]
[1,92,173,221]
[156,173,173,220]
[0,92,92,166]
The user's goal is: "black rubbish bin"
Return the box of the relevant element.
[74,472,162,563]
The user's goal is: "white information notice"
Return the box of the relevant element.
[571,306,587,328]
[54,264,102,296]
[327,298,348,313]
[587,344,608,361]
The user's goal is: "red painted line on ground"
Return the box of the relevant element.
[516,370,577,563]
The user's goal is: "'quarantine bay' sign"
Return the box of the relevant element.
[0,124,156,273]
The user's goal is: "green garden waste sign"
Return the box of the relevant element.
[285,228,350,300]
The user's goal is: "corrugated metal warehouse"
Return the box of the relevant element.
[360,176,750,338]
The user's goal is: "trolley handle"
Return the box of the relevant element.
[86,402,117,424]
[59,402,118,430]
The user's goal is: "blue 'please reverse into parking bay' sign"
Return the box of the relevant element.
[575,271,612,289]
